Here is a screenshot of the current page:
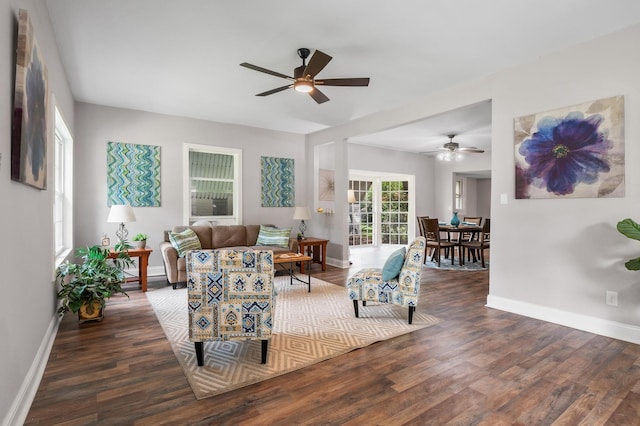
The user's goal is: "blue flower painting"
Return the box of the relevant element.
[514,96,625,199]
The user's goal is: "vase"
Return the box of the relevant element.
[450,212,460,227]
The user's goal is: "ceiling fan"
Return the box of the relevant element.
[240,48,370,104]
[423,134,485,160]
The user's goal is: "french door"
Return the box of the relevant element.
[349,176,412,247]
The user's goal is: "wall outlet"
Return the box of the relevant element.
[606,291,618,306]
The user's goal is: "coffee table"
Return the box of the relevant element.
[274,253,313,292]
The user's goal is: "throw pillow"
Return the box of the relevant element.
[382,246,406,281]
[169,228,202,257]
[256,225,291,248]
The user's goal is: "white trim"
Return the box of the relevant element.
[2,315,61,426]
[486,295,640,345]
[327,256,350,269]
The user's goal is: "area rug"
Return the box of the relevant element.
[146,276,439,399]
[424,259,488,271]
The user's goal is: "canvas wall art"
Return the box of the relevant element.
[107,141,161,206]
[514,95,625,199]
[261,156,294,207]
[11,9,48,190]
[319,168,335,201]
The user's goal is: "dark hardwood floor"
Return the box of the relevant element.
[26,256,640,425]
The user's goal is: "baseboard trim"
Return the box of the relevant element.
[3,314,61,426]
[327,257,350,269]
[486,295,640,345]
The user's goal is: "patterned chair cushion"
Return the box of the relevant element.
[187,249,275,342]
[256,225,291,248]
[169,228,202,257]
[347,237,426,308]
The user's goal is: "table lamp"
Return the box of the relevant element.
[348,190,356,203]
[293,206,311,238]
[107,204,136,247]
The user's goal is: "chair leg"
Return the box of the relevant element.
[481,248,486,269]
[408,306,415,324]
[353,300,359,318]
[261,340,269,364]
[195,342,204,366]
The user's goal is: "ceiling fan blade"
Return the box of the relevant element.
[303,50,332,78]
[316,78,370,87]
[240,62,293,81]
[457,147,485,153]
[255,85,292,97]
[309,88,330,104]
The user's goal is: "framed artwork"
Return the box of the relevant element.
[261,156,294,207]
[11,9,48,190]
[514,95,624,199]
[319,168,335,201]
[107,141,161,206]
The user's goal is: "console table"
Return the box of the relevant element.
[297,237,328,273]
[108,247,152,292]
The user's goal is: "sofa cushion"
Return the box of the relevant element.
[171,226,212,248]
[382,246,406,281]
[211,225,246,248]
[256,225,291,248]
[169,228,202,257]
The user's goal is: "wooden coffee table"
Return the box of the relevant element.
[274,253,312,292]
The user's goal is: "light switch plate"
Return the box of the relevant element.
[500,193,508,205]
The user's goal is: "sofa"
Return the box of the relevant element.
[160,225,298,288]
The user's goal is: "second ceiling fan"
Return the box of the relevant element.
[240,48,370,104]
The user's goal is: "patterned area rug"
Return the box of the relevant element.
[424,259,488,271]
[146,276,439,399]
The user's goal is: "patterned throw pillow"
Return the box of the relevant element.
[256,225,291,248]
[169,228,202,257]
[382,246,406,281]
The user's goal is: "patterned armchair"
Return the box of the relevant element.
[186,249,275,366]
[347,237,426,324]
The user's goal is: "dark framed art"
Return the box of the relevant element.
[11,9,49,190]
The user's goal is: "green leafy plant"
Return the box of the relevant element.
[55,245,134,317]
[616,218,640,270]
[132,233,148,241]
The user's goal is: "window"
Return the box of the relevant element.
[455,179,463,210]
[349,180,374,246]
[53,108,73,264]
[380,180,409,245]
[183,144,242,225]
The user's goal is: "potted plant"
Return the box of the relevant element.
[132,233,148,249]
[617,218,640,270]
[55,245,134,322]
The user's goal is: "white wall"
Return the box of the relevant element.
[309,24,640,342]
[487,24,640,337]
[434,152,492,220]
[1,1,75,424]
[74,103,306,273]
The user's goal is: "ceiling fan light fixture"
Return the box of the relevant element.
[294,80,314,93]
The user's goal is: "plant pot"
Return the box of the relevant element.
[135,240,147,249]
[78,300,104,323]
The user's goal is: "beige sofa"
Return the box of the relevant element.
[160,225,298,289]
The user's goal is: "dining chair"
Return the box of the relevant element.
[416,216,429,237]
[425,218,457,266]
[461,216,483,260]
[460,218,490,268]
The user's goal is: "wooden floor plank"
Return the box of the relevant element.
[24,259,640,425]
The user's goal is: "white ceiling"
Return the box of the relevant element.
[45,1,640,153]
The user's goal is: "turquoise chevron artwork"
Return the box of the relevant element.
[261,156,294,207]
[107,141,161,207]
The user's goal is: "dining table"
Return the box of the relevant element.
[437,222,483,264]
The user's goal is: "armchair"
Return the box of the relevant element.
[347,237,426,324]
[186,249,276,366]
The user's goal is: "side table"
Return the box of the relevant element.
[108,247,152,292]
[297,237,329,273]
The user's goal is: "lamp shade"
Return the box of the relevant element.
[293,206,311,221]
[348,190,356,203]
[107,204,136,223]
